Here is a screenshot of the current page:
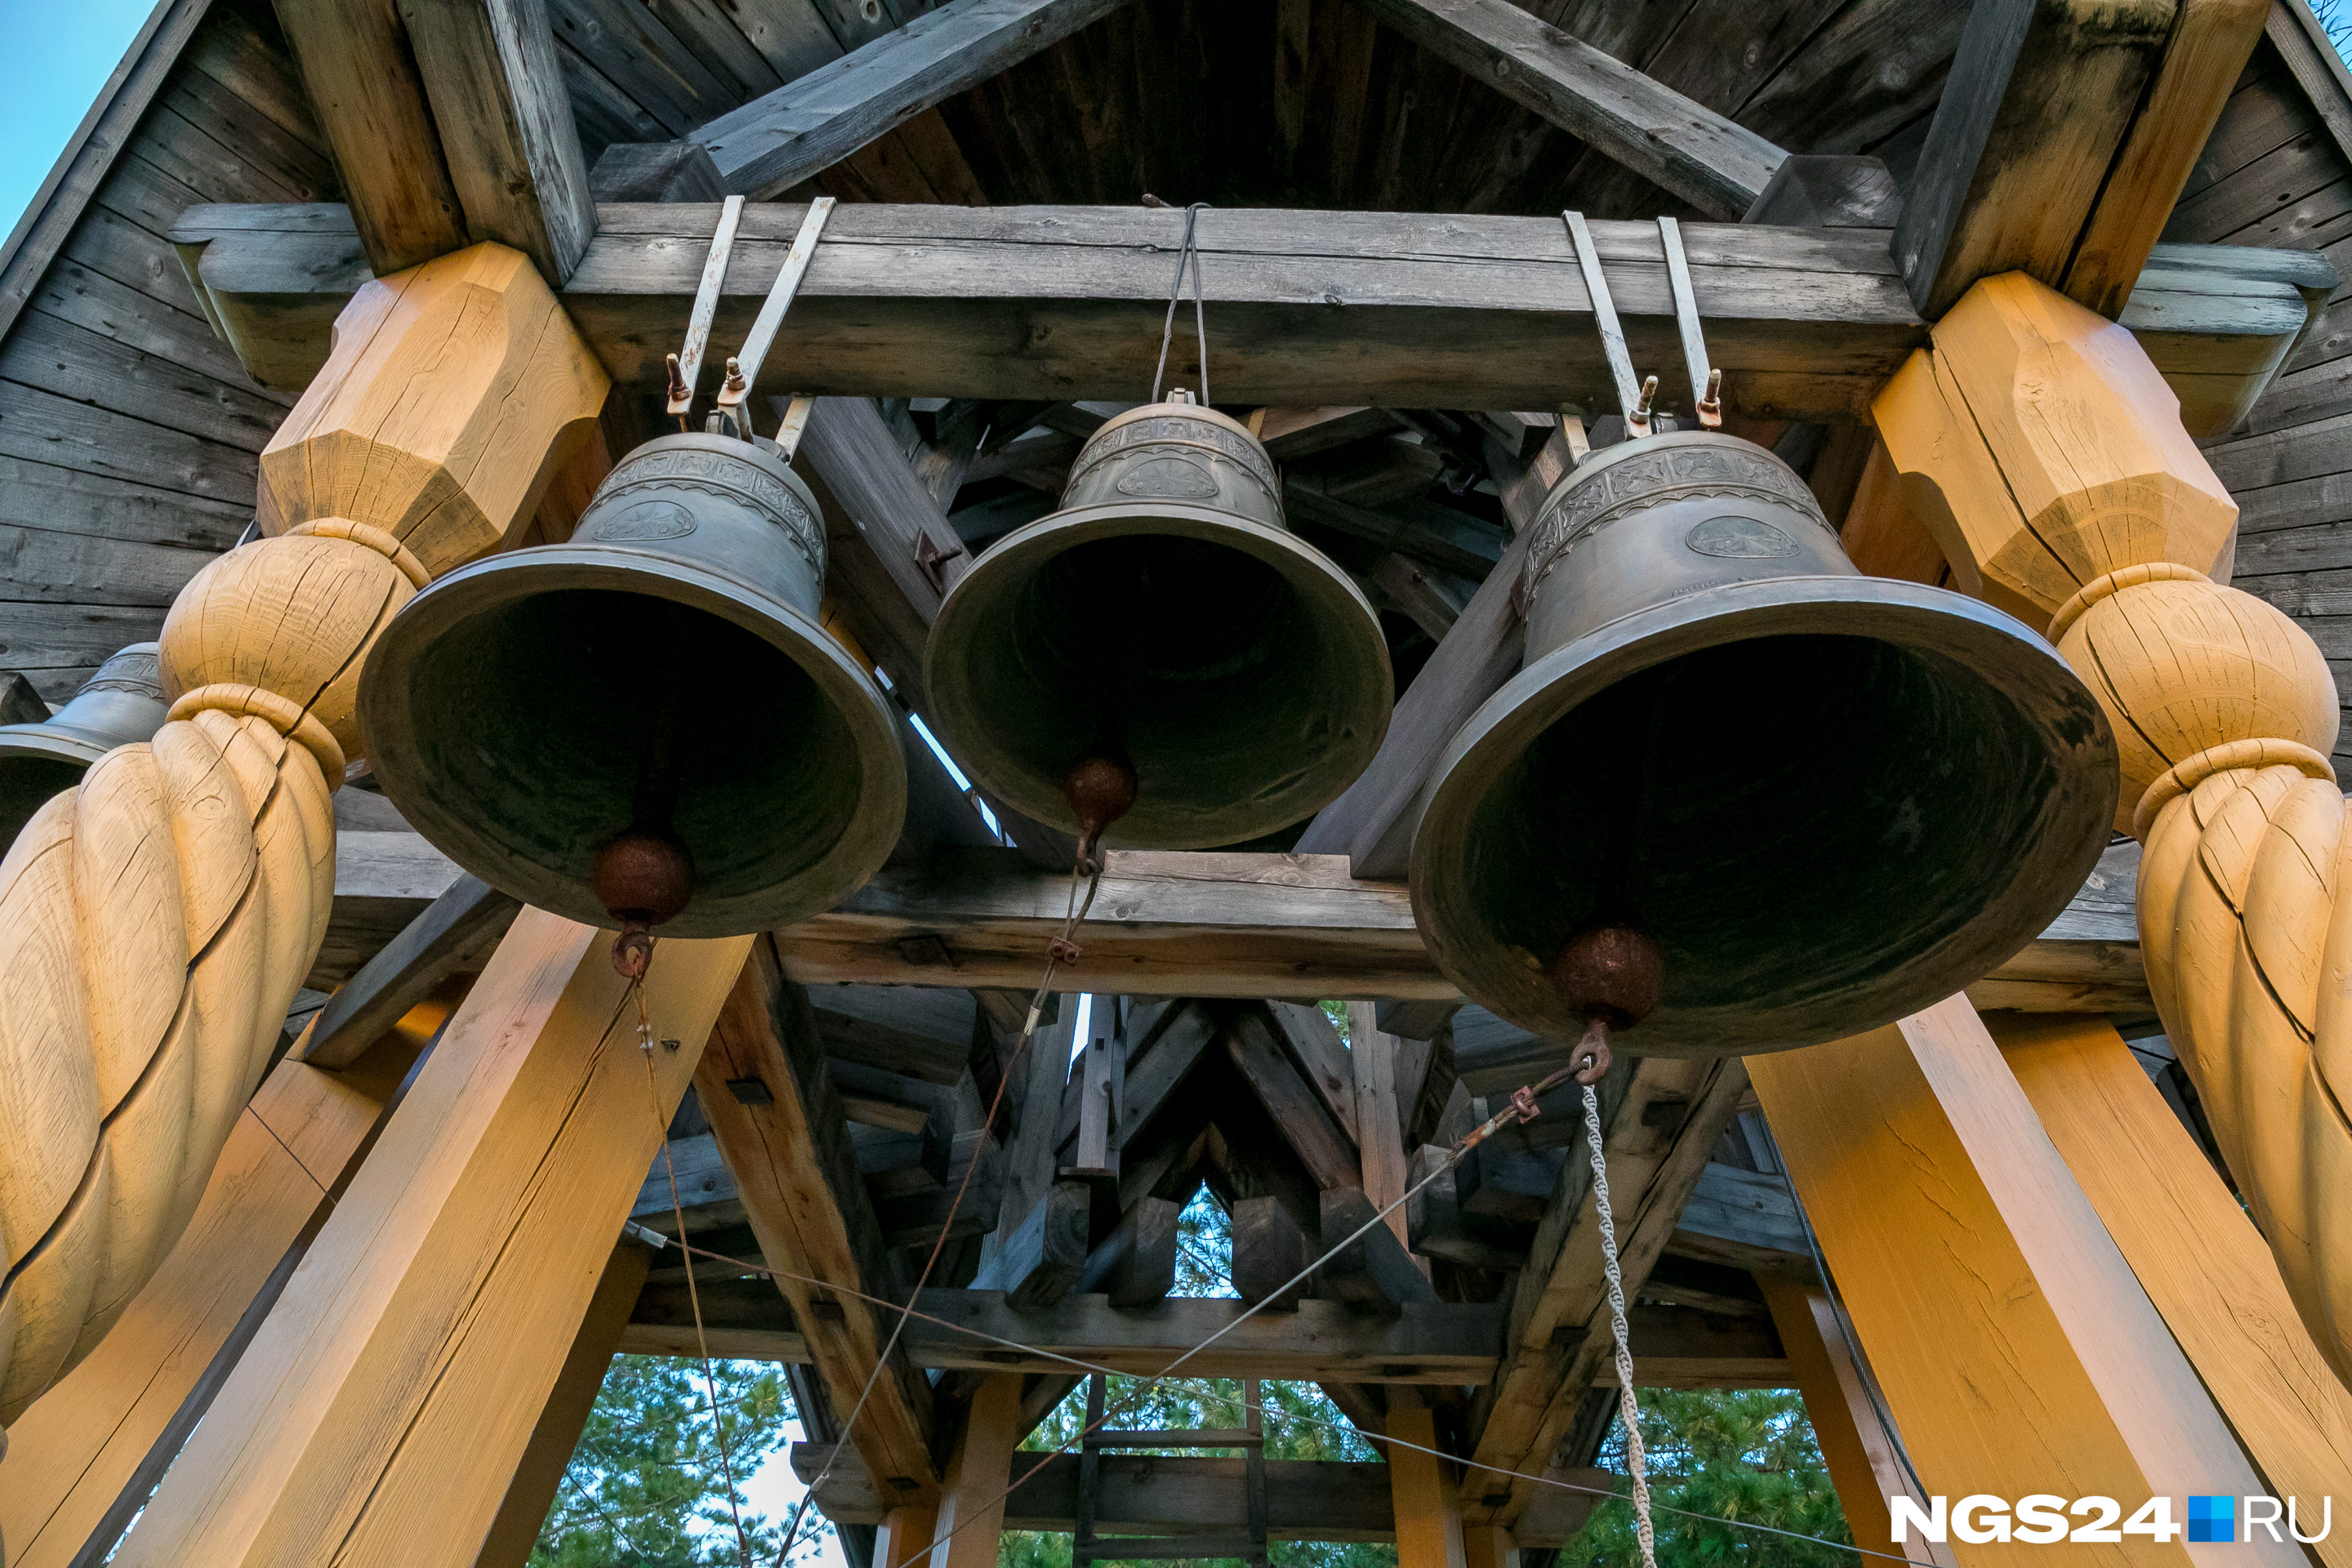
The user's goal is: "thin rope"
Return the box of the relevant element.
[1149,203,1212,405]
[635,964,754,1568]
[1582,1083,1656,1568]
[768,849,1107,1568]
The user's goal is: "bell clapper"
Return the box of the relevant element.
[1549,922,1664,1085]
[592,826,693,978]
[1059,751,1138,875]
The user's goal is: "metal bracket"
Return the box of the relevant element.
[1563,210,1656,439]
[668,193,744,424]
[913,528,960,595]
[715,197,836,439]
[1657,216,1722,429]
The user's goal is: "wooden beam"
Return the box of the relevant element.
[1463,1057,1748,1528]
[1076,1196,1179,1307]
[471,1240,650,1568]
[402,0,599,286]
[1748,997,2290,1561]
[1385,1396,1468,1568]
[692,0,1138,198]
[1892,0,2176,318]
[1227,1007,1360,1188]
[933,1372,1022,1568]
[0,1060,385,1568]
[299,872,519,1068]
[1997,1013,2352,1553]
[978,1179,1091,1312]
[2064,0,2273,318]
[329,832,2152,1009]
[270,0,467,274]
[694,936,939,1503]
[1317,1187,1439,1317]
[1232,1196,1310,1313]
[1343,0,1785,219]
[1348,1002,1411,1250]
[172,203,2323,421]
[2268,0,2352,168]
[108,911,751,1568]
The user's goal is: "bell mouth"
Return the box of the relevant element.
[1410,576,2118,1058]
[358,545,906,938]
[0,736,100,853]
[926,501,1393,849]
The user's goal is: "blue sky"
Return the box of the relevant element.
[0,0,161,248]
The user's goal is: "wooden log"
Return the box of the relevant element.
[401,0,598,286]
[692,0,1139,198]
[1316,1187,1440,1318]
[270,0,466,274]
[0,1058,383,1568]
[1343,0,1785,220]
[979,1180,1091,1313]
[1892,0,2175,318]
[1998,1012,2352,1545]
[107,911,752,1568]
[298,873,519,1068]
[932,1373,1022,1568]
[1384,1396,1468,1568]
[470,1240,650,1568]
[1231,1196,1308,1313]
[169,203,2325,423]
[2065,0,2273,318]
[1076,1196,1179,1307]
[1747,996,2289,1562]
[694,936,939,1502]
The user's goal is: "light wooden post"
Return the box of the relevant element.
[0,1059,383,1568]
[1748,996,2291,1567]
[109,914,750,1568]
[1460,1523,1518,1568]
[875,1501,941,1568]
[1387,1395,1468,1568]
[1874,268,2352,1382]
[0,241,606,1430]
[470,1240,653,1568]
[931,1372,1024,1568]
[1998,1013,2352,1566]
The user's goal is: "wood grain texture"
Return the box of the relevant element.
[696,0,1137,198]
[1998,1013,2352,1567]
[255,241,608,577]
[933,1372,1022,1568]
[270,0,466,274]
[107,911,750,1568]
[1892,0,2175,318]
[0,1058,381,1568]
[1385,1401,1468,1568]
[1749,997,2287,1566]
[402,0,599,285]
[1343,0,1784,219]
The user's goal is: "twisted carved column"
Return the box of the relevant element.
[1879,271,2352,1383]
[0,243,606,1423]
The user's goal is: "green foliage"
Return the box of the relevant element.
[532,1353,825,1568]
[1561,1389,1851,1568]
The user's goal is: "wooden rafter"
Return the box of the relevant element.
[689,0,1139,198]
[170,201,2321,430]
[1343,0,1787,220]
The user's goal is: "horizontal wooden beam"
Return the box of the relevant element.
[332,833,2147,1009]
[1344,0,1786,219]
[692,0,1136,198]
[795,1447,1611,1547]
[172,203,2316,425]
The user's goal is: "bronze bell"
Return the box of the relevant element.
[358,432,906,939]
[1410,431,2117,1059]
[925,395,1393,849]
[0,643,167,852]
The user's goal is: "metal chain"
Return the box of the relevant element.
[1150,203,1212,406]
[1582,1082,1658,1568]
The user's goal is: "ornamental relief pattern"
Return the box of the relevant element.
[81,648,163,697]
[1525,443,1829,591]
[592,449,826,577]
[1071,415,1281,499]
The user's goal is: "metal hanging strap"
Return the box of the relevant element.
[1151,203,1213,406]
[1563,210,1656,438]
[667,194,746,424]
[714,196,838,438]
[1656,216,1722,429]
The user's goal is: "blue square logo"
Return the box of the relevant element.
[2189,1495,2235,1543]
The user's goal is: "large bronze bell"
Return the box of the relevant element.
[357,433,906,939]
[925,395,1393,849]
[1410,431,2117,1059]
[0,643,167,852]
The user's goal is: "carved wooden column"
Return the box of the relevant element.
[1876,269,2352,1382]
[0,241,605,1430]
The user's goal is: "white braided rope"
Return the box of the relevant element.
[1582,1083,1658,1568]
